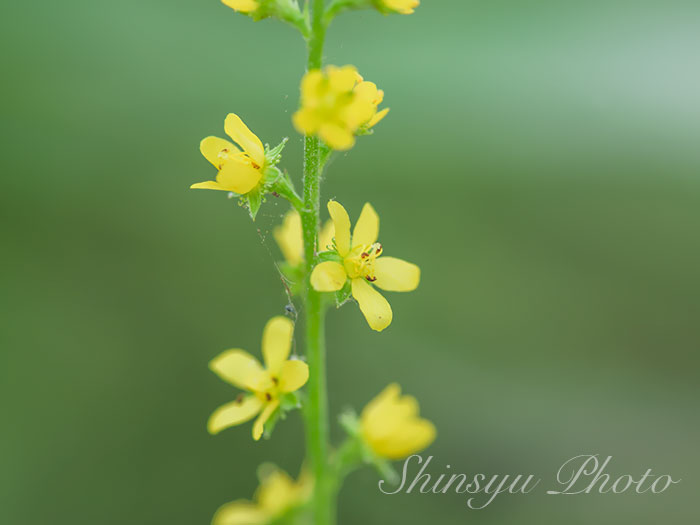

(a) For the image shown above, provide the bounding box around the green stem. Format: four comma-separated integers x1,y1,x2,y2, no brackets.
301,1,332,524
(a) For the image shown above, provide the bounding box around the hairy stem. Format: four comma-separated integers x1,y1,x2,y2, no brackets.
301,1,332,524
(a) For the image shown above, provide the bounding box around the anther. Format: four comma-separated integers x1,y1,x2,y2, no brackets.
265,393,272,401
366,275,377,282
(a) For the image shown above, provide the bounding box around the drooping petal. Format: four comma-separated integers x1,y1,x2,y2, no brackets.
318,219,335,252
351,278,393,331
200,136,240,169
216,158,262,194
273,210,303,266
319,123,355,151
190,180,228,191
262,316,294,374
278,360,309,392
207,395,264,435
212,500,267,525
327,201,351,256
224,113,265,167
221,0,261,14
367,107,389,128
373,257,420,292
352,202,379,248
209,349,268,391
252,399,279,441
310,261,347,292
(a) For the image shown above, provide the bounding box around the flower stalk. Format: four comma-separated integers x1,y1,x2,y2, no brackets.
301,1,332,524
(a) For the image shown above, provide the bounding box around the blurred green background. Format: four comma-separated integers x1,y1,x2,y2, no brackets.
2,0,699,523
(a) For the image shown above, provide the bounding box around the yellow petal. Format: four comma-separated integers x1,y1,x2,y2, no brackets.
351,202,379,248
373,257,420,292
224,113,265,167
327,201,351,256
367,107,389,128
256,469,298,517
252,399,279,441
318,219,335,252
262,316,294,375
209,349,268,391
292,108,321,135
327,65,358,93
351,278,392,331
372,419,436,460
221,0,260,13
273,210,303,266
383,0,419,15
318,123,355,151
360,383,436,459
342,98,375,129
216,158,262,194
278,360,309,392
200,136,240,169
207,395,263,435
212,500,267,525
353,81,379,103
310,261,347,292
190,180,228,191
300,69,324,103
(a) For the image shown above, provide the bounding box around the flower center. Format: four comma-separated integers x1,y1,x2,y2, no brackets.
344,242,383,281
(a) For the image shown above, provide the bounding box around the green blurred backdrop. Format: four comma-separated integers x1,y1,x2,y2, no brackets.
2,0,699,523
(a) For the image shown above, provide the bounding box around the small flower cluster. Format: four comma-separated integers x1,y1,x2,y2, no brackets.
192,1,431,523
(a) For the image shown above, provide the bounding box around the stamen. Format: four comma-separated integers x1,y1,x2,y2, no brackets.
366,275,377,282
265,393,272,401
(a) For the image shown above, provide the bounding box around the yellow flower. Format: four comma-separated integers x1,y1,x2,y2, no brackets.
360,383,436,460
191,113,267,195
380,0,419,15
293,65,388,150
310,201,420,331
207,316,308,440
273,210,335,267
212,465,312,525
221,0,260,14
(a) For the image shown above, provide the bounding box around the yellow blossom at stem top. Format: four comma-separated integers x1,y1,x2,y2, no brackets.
221,0,260,14
310,200,420,332
207,316,308,440
360,383,436,460
293,65,389,150
212,465,312,525
273,209,334,267
191,113,267,195
380,0,419,15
